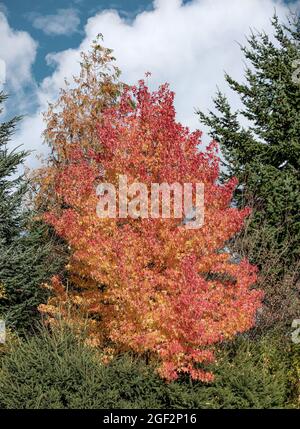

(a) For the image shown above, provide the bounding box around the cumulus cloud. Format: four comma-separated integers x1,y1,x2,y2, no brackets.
0,3,8,16
0,12,37,91
0,57,5,86
13,112,47,171
11,0,300,167
31,8,81,36
81,0,293,130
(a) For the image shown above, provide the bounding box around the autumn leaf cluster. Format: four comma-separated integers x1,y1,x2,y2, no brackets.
39,77,263,381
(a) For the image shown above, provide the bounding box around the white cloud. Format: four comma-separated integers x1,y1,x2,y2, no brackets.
0,57,5,86
31,8,80,36
13,112,47,171
11,0,300,167
0,3,8,16
81,0,292,130
0,12,37,91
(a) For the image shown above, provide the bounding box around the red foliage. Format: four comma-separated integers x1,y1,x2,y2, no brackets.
40,81,263,381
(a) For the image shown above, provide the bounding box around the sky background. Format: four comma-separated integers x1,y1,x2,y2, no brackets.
0,0,299,168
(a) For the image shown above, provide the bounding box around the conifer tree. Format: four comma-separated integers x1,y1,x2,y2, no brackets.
0,93,25,243
198,14,300,268
0,93,64,332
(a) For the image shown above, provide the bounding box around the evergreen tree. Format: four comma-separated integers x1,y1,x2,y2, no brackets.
198,14,300,268
0,93,25,243
0,93,65,332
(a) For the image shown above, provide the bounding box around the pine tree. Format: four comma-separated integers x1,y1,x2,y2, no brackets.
0,93,26,243
0,93,65,332
198,14,300,267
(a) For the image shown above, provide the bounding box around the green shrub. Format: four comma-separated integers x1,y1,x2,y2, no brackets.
0,325,165,409
192,334,289,409
286,343,300,408
0,326,294,409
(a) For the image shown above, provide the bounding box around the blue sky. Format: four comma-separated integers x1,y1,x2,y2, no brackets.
3,0,295,79
1,1,158,82
0,0,299,168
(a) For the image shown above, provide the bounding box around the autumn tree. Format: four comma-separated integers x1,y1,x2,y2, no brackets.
34,35,123,211
40,81,263,382
30,38,124,324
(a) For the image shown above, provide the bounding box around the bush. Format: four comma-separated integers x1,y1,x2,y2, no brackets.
0,325,294,409
0,325,166,409
230,217,300,331
196,335,289,409
162,334,290,409
286,343,300,408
